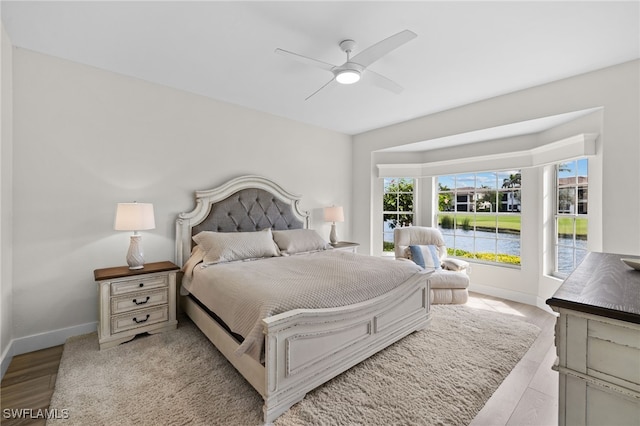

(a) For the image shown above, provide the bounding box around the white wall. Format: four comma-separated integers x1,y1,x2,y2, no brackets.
1,22,14,376
353,60,640,308
5,47,639,359
9,48,352,354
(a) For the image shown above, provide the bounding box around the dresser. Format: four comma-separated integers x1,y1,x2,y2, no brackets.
94,261,179,350
546,252,640,426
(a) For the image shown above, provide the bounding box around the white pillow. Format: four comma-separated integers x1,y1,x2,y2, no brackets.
192,228,280,265
272,229,329,255
442,257,469,272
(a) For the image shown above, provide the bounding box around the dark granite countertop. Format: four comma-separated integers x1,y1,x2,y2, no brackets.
546,252,640,324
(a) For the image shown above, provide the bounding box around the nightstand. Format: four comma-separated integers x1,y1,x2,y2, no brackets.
94,261,179,350
331,241,360,253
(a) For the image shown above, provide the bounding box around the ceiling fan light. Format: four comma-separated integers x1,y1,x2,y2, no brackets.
336,69,361,85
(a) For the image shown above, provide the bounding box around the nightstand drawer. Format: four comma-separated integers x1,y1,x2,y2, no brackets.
111,306,169,334
111,288,168,314
110,275,168,296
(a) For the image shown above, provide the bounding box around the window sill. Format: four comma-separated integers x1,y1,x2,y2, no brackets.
456,258,521,270
545,273,566,282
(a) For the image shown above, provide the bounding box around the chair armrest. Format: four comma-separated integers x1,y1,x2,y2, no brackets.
442,258,469,272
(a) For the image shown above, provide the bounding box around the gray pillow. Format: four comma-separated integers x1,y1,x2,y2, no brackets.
193,228,280,265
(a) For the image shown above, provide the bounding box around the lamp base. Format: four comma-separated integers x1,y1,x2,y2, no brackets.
126,235,145,270
329,223,338,245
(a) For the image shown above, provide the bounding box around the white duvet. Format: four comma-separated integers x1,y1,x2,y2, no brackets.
182,250,424,361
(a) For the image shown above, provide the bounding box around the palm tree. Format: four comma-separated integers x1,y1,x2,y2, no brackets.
501,172,522,212
502,173,521,188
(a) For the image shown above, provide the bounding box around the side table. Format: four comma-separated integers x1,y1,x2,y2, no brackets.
94,261,179,349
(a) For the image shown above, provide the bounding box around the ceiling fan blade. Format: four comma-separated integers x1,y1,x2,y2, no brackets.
350,29,417,68
365,69,404,94
275,48,336,72
305,78,337,101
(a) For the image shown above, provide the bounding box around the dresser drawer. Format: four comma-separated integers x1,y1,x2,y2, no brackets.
587,319,640,389
110,274,168,296
111,288,168,314
111,306,169,334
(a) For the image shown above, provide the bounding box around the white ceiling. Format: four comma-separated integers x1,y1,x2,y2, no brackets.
1,1,639,136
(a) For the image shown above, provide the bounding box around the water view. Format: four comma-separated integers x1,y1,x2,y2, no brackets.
439,228,586,271
385,225,587,272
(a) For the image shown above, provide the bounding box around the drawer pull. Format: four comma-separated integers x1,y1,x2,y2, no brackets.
132,296,150,305
132,314,150,324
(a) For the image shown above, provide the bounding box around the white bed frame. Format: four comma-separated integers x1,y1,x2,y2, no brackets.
176,175,431,423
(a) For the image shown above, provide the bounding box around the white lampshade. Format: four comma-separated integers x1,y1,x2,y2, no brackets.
335,69,361,85
114,203,155,231
324,206,344,223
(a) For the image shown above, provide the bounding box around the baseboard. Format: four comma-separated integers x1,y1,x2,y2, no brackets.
469,283,540,307
469,283,556,315
1,341,14,379
10,321,97,360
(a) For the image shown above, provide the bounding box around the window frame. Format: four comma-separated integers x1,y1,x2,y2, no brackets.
382,177,416,254
436,171,522,267
553,158,588,278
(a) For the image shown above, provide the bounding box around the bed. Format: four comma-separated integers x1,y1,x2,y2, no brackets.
175,175,432,423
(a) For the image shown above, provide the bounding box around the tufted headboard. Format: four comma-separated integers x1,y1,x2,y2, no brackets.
175,175,309,266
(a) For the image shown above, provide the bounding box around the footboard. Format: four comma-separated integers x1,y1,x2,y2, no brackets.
261,271,431,423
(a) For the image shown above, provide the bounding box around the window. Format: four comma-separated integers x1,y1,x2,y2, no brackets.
383,178,415,253
555,159,588,276
437,171,521,265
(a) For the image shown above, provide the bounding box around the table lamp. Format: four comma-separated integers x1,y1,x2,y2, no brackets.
323,206,344,245
114,202,155,270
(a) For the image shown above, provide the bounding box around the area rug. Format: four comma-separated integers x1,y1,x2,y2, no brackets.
47,305,540,426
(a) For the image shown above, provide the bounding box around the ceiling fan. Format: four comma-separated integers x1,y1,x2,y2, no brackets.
275,29,417,100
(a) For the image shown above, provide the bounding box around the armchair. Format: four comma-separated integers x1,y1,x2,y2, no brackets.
394,226,470,304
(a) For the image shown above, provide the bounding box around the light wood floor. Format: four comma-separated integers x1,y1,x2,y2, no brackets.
0,292,557,425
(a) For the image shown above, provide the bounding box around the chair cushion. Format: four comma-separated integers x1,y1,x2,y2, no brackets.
407,245,442,269
428,270,470,289
431,288,469,304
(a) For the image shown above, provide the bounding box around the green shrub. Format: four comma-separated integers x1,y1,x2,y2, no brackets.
440,216,453,229
448,248,474,258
